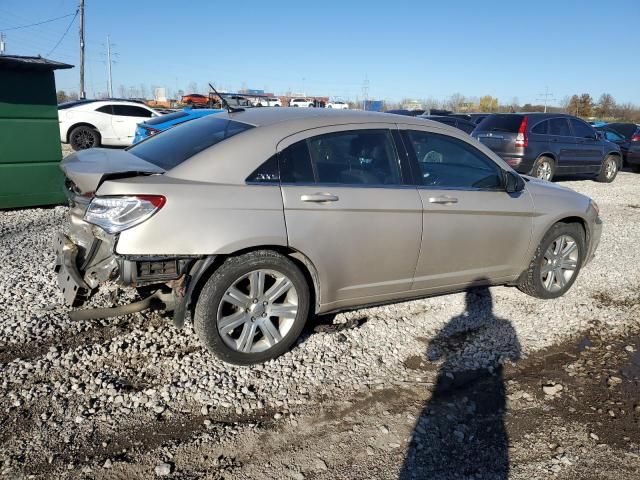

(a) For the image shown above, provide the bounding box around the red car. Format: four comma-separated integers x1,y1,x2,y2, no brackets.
181,93,209,105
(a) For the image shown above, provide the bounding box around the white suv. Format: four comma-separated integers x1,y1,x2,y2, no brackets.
254,97,282,107
289,98,314,108
326,100,349,110
58,100,160,150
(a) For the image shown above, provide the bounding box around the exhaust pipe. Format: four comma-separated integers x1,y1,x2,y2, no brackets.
68,290,175,321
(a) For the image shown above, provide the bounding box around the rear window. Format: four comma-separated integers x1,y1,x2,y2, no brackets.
144,111,189,125
607,123,639,139
475,114,524,133
128,116,253,170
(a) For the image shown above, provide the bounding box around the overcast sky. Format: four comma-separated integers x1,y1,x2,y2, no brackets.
2,0,638,104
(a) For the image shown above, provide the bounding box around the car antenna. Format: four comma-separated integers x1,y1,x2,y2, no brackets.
209,82,244,113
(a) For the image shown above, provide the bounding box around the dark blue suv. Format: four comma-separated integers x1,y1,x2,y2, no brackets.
472,113,622,182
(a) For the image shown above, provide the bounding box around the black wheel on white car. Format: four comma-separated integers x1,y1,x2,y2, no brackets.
69,125,101,151
517,222,585,299
531,156,555,181
194,250,310,365
595,155,619,183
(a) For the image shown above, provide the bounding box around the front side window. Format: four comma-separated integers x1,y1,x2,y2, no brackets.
405,130,503,190
307,130,401,185
548,118,571,136
570,118,596,139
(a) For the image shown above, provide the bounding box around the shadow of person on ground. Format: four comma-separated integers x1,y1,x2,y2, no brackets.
399,285,521,480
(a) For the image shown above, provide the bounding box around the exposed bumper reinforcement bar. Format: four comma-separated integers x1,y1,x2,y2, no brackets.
68,290,175,321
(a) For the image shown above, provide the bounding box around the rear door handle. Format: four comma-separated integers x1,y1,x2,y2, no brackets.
428,196,458,204
300,193,339,203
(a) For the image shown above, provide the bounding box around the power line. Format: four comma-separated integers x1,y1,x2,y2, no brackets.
0,12,77,32
46,9,78,57
536,86,556,113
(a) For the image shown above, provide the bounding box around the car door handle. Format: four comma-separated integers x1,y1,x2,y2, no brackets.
428,196,458,204
300,193,339,203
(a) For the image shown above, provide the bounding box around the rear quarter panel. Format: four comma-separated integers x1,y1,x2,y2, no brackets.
96,176,287,255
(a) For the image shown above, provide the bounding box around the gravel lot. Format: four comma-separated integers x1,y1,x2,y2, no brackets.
1,159,639,478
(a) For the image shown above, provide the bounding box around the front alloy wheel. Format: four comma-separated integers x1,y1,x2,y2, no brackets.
539,234,579,293
535,158,553,181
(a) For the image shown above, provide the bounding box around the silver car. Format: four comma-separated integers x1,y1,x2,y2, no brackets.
56,109,602,364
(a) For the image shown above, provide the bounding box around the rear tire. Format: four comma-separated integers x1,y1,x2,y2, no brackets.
517,222,585,299
69,125,100,151
595,155,619,183
531,156,555,181
194,250,310,365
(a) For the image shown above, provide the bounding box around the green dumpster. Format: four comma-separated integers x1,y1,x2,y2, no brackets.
0,55,73,208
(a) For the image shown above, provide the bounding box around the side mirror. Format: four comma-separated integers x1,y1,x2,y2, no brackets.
504,170,525,193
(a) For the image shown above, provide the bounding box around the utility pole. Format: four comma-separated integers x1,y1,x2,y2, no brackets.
79,0,85,99
0,33,6,55
536,86,555,113
362,75,369,110
106,35,113,97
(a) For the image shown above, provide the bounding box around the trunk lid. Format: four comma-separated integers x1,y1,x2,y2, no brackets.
61,148,165,194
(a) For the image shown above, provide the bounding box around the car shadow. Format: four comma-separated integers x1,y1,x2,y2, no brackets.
399,285,521,480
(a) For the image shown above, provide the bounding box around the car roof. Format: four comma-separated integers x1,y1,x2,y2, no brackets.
212,107,445,130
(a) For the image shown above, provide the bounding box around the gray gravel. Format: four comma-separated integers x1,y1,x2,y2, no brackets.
1,170,639,477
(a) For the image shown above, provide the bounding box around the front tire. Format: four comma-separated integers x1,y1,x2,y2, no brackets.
194,250,310,365
517,222,585,299
596,155,619,183
69,125,100,151
531,156,555,181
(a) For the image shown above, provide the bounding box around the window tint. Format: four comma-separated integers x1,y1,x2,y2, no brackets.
95,105,113,114
247,155,279,183
145,111,188,125
406,130,503,189
279,141,314,183
475,114,524,133
570,118,596,138
112,105,154,117
307,130,401,185
603,129,624,141
531,120,548,134
548,118,571,136
607,123,638,139
128,116,253,170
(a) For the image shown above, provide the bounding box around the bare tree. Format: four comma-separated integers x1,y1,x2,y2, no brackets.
139,83,148,100
596,93,615,119
188,82,198,94
118,84,127,98
447,93,465,112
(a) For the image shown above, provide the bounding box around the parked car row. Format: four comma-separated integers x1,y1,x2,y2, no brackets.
594,122,640,172
56,108,602,364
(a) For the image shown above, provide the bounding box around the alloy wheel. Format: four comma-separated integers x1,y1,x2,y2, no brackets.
605,159,617,179
72,129,95,149
216,269,298,353
540,234,579,292
537,161,552,181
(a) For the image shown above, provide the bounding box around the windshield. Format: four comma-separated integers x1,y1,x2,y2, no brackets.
128,116,253,170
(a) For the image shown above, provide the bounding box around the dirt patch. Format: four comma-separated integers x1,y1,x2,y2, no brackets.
591,289,640,309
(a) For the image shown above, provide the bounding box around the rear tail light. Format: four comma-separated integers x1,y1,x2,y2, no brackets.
515,116,529,148
143,126,161,136
631,134,640,142
84,195,166,233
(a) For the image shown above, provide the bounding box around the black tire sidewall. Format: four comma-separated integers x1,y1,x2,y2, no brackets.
194,251,310,365
530,223,585,299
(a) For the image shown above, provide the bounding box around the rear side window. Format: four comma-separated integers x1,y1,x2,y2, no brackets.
112,105,154,117
405,130,503,190
607,123,638,139
570,118,596,138
548,118,571,136
307,130,401,185
531,120,548,134
145,111,189,125
475,114,524,133
603,129,624,141
279,140,315,183
95,105,113,114
128,116,253,170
